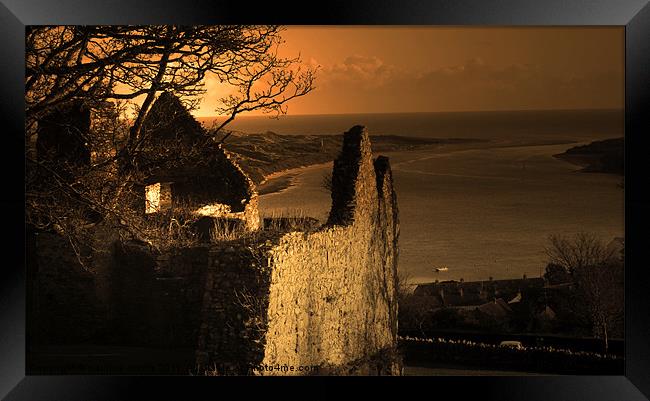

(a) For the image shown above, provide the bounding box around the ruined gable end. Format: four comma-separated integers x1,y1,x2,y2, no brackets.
139,92,260,231
141,91,206,144
327,125,375,226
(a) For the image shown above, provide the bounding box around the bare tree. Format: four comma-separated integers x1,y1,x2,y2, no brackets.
25,25,316,267
398,294,439,337
544,233,623,352
573,259,624,353
544,233,615,275
396,268,414,303
396,270,441,337
26,25,315,160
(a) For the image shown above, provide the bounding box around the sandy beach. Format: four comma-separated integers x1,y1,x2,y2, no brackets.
257,161,335,196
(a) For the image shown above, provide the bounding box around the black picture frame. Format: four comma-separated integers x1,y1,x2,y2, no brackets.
2,0,649,399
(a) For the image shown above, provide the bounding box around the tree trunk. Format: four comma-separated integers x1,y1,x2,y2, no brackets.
126,28,176,153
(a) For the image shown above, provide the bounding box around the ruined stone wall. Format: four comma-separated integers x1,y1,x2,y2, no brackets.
195,239,276,374
30,229,210,349
28,232,108,345
139,92,260,231
261,126,399,374
219,147,261,231
187,147,261,231
29,123,399,375
108,243,211,347
197,126,400,375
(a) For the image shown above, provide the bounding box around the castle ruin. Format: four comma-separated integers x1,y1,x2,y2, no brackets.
28,94,400,375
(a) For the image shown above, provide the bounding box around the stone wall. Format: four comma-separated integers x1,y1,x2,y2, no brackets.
195,238,277,374
262,126,399,374
29,230,210,349
28,231,108,345
29,124,399,376
110,243,209,347
197,126,400,375
186,147,261,231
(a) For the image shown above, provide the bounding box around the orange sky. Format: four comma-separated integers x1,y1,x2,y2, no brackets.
194,26,624,117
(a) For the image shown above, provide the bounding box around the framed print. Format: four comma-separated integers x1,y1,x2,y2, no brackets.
2,0,650,399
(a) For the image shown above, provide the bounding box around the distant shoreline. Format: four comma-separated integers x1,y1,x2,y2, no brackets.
552,137,623,175
225,132,479,194
257,162,334,196
256,138,582,198
257,174,296,196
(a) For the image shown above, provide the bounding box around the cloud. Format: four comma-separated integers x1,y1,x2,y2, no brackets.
318,55,402,89
414,58,543,94
196,55,623,116
310,55,622,112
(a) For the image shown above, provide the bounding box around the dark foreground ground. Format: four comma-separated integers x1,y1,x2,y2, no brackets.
403,365,544,376
28,346,197,375
28,340,622,376
27,345,545,376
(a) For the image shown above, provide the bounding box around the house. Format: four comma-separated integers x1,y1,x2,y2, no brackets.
414,277,544,309
137,92,260,231
476,298,512,320
508,291,522,304
535,305,557,332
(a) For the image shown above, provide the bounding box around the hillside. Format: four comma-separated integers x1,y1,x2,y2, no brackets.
554,137,623,175
220,131,484,184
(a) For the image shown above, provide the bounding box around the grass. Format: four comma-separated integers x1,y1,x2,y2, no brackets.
138,202,321,254
209,218,244,242
203,208,320,249
262,208,321,232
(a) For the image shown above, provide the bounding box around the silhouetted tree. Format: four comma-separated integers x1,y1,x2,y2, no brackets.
544,233,623,352
573,259,624,353
26,26,314,142
398,294,439,336
544,233,615,275
543,263,572,285
25,25,316,266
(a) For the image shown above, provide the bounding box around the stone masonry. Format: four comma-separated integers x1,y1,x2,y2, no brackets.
196,126,400,375
29,119,399,375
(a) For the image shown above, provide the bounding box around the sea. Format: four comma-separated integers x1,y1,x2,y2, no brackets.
200,110,625,284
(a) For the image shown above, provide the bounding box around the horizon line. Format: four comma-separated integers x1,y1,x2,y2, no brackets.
193,107,624,119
